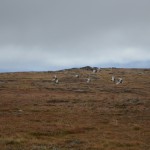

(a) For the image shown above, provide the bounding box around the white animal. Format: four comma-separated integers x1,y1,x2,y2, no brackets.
92,69,97,73
111,76,116,82
52,75,57,81
75,74,79,78
87,78,91,83
55,79,59,84
52,75,59,84
116,78,123,85
93,68,101,73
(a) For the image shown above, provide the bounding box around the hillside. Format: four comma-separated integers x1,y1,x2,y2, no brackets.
0,68,149,150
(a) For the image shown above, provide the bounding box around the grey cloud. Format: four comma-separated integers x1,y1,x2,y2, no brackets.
0,0,150,71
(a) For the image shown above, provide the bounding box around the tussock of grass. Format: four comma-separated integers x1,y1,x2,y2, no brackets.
133,124,141,131
30,127,95,138
102,140,139,149
0,137,24,145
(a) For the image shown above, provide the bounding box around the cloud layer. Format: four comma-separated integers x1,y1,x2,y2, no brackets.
0,0,150,72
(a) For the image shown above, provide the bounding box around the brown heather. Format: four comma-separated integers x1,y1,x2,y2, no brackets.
0,68,149,150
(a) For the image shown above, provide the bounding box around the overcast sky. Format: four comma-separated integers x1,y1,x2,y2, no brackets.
0,0,150,72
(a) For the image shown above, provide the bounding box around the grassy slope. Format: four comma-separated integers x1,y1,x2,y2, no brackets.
0,68,149,150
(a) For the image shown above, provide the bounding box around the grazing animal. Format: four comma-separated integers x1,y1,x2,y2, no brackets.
116,78,123,85
55,79,59,84
52,75,57,81
75,74,79,78
87,78,91,83
93,68,100,73
111,76,116,82
52,75,59,84
93,69,97,73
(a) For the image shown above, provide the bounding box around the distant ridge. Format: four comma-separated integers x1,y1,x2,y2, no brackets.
57,66,97,72
80,66,98,71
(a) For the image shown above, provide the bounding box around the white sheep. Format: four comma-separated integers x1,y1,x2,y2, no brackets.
75,74,79,78
52,75,59,84
52,75,57,81
55,79,59,84
116,78,123,85
92,69,97,73
111,76,116,82
93,68,101,73
87,78,91,83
